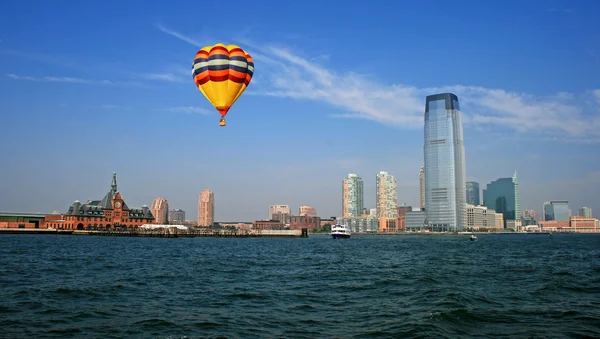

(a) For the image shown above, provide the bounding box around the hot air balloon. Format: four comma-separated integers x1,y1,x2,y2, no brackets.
192,43,254,127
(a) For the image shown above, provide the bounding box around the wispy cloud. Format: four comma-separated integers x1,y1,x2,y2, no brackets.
164,106,212,115
155,23,202,46
141,72,186,82
6,73,112,85
158,25,600,142
6,73,148,87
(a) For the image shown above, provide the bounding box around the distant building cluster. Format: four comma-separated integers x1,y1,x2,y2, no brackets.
0,93,598,234
334,92,598,234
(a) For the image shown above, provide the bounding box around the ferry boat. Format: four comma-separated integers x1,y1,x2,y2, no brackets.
331,224,351,239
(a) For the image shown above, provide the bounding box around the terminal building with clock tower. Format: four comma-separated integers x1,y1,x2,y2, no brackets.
62,172,155,230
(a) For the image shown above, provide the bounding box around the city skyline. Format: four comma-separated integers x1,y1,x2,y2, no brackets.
1,0,599,221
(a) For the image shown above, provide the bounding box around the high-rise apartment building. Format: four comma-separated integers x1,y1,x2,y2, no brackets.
342,173,364,217
578,206,593,218
483,172,520,228
376,171,398,218
269,205,290,218
419,164,425,210
466,181,480,205
168,209,186,223
423,93,467,232
198,189,215,227
150,197,169,224
298,206,317,217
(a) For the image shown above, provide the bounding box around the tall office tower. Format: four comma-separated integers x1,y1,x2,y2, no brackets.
483,172,520,228
168,209,186,223
543,200,570,221
423,93,467,232
198,189,215,227
150,197,169,224
342,173,364,217
419,164,425,210
299,206,317,217
376,171,398,218
578,207,592,218
466,181,480,205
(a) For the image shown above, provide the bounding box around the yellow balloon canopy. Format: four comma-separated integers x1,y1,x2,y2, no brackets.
191,43,254,127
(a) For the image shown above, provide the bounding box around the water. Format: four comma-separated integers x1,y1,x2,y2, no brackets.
1,233,600,338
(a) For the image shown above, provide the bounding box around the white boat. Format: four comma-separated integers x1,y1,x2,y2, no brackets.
469,233,477,241
331,224,351,239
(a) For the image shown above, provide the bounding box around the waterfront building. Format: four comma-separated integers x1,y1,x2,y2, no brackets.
423,93,467,232
0,212,63,229
289,215,321,230
419,164,425,210
495,213,504,229
376,171,398,232
64,172,155,230
405,211,428,231
396,205,412,231
298,206,317,217
342,173,364,217
252,220,284,230
521,209,538,226
150,197,169,224
270,205,290,218
271,211,291,225
337,216,379,233
269,205,291,225
168,209,186,223
466,204,500,229
543,201,570,221
466,181,480,206
483,172,520,229
376,171,398,219
198,189,215,227
578,207,593,218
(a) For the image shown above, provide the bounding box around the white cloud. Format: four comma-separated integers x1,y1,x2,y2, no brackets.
157,25,600,142
142,73,185,82
6,73,113,85
155,23,203,47
165,106,212,115
6,73,150,88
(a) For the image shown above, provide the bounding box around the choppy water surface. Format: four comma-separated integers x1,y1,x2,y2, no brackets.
1,233,600,338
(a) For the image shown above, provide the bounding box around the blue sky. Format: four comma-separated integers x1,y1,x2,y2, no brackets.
1,0,599,221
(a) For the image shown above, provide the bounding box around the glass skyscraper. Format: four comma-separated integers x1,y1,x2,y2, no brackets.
423,93,467,232
466,181,480,205
578,206,592,218
543,201,570,221
483,172,520,228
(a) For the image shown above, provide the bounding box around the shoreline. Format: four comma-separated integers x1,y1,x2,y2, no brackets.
0,229,578,237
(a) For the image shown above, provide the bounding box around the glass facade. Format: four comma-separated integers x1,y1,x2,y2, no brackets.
544,201,570,221
483,172,520,228
578,207,592,218
423,93,467,232
466,181,480,205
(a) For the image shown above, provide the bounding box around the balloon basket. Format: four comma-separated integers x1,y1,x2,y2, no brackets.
219,118,226,127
